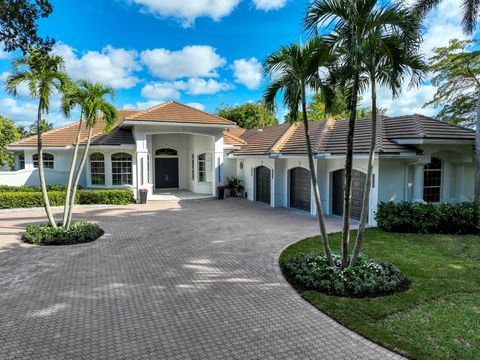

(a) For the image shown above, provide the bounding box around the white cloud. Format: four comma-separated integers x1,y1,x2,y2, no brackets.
53,43,141,89
140,78,232,100
186,102,206,111
123,100,161,110
232,57,263,90
141,45,226,80
129,0,240,26
253,0,287,11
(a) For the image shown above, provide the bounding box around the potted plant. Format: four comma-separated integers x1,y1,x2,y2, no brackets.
226,176,244,197
217,185,225,200
139,188,148,204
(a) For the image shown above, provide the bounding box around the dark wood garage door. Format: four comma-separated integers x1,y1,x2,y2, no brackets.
290,167,311,212
332,169,366,220
255,166,271,205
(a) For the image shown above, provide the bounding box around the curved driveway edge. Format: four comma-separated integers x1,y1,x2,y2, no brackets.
0,198,403,359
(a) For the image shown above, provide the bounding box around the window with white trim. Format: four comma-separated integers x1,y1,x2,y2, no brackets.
198,153,212,182
33,153,54,169
112,152,132,185
18,154,25,169
423,158,442,203
90,152,105,185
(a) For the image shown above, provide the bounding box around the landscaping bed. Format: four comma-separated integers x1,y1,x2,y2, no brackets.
279,229,480,359
22,221,103,245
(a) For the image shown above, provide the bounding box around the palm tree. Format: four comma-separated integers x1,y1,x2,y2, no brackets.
5,47,70,228
263,38,335,266
305,0,424,268
65,81,118,228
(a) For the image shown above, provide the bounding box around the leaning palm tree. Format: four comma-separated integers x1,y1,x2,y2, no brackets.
65,81,118,228
263,37,335,266
305,0,424,268
5,48,70,228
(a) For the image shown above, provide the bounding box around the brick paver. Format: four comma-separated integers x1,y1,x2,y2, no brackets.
0,198,402,359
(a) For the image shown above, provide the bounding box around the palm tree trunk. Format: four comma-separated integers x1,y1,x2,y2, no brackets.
341,72,360,268
66,126,93,228
62,114,83,227
475,89,480,226
350,75,376,266
301,85,334,266
37,99,57,228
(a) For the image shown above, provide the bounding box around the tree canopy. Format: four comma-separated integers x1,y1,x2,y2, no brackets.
0,0,54,53
425,39,480,127
0,115,20,168
216,102,278,129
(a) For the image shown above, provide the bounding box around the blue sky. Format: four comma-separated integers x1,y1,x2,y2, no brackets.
0,0,475,127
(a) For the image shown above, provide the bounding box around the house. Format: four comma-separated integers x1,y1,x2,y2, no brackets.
2,100,475,225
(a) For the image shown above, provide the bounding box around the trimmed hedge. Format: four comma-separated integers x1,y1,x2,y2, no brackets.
23,221,103,245
375,201,479,234
0,189,134,209
0,184,72,192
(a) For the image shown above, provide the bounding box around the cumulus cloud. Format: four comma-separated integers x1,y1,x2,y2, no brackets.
253,0,287,11
141,45,226,80
128,0,240,26
53,43,141,89
232,57,263,90
140,78,233,101
186,102,206,111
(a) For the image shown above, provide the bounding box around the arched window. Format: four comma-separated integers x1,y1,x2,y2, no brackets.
33,153,54,169
18,154,25,170
155,148,178,157
424,158,442,203
198,153,212,182
111,152,132,185
90,153,105,185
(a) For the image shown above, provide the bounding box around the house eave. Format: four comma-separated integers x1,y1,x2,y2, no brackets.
122,120,237,129
392,138,474,145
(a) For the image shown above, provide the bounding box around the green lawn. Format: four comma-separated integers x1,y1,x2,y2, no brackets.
279,229,480,360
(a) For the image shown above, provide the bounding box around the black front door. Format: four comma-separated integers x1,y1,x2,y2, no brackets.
332,169,366,220
155,158,179,189
255,166,271,204
290,167,311,212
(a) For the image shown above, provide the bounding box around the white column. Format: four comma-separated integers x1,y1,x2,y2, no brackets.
213,131,224,195
412,163,424,202
455,163,467,202
442,161,452,202
134,129,153,198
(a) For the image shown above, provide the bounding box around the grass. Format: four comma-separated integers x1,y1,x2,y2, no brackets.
279,228,480,360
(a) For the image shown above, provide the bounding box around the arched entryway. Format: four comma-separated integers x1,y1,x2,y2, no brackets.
255,166,271,205
290,167,311,212
332,169,366,220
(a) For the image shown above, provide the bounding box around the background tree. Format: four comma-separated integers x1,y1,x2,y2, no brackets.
0,0,54,53
0,115,20,168
5,47,69,227
216,102,278,129
424,39,480,127
28,118,53,135
264,38,335,266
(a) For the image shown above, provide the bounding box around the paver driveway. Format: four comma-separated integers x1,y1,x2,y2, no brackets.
0,199,401,359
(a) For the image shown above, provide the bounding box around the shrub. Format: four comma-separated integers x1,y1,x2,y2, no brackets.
0,189,134,209
225,176,244,197
0,184,72,192
23,221,103,245
375,201,478,234
282,252,406,297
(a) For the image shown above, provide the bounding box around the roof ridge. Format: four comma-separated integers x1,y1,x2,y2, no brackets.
315,118,335,152
10,120,81,146
415,113,475,132
412,114,426,137
224,131,247,145
170,100,236,125
271,122,300,153
125,101,169,120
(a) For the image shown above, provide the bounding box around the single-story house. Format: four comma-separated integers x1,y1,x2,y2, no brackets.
2,100,475,225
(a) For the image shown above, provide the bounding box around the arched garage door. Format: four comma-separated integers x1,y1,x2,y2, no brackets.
332,169,366,220
255,166,271,205
290,167,311,212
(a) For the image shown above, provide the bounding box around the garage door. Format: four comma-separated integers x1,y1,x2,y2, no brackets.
255,166,271,205
332,169,366,220
290,167,311,212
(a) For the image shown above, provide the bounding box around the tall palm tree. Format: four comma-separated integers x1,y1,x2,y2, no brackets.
5,47,70,228
263,38,335,266
65,81,118,228
305,0,424,268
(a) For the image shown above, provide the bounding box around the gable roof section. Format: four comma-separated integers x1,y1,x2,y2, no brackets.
231,123,291,155
9,109,137,148
223,130,247,146
125,101,235,126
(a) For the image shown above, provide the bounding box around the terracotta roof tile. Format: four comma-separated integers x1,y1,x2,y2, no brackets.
223,131,247,146
126,101,235,126
232,123,291,155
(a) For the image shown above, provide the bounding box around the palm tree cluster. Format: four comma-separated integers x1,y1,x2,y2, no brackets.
263,0,427,268
4,47,118,229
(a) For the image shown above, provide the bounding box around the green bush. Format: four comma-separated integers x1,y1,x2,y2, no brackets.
375,201,479,234
0,184,72,192
225,176,244,197
0,189,134,209
23,221,103,245
282,252,406,297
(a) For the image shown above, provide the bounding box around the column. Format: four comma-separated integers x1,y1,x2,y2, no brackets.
213,131,224,195
412,163,424,202
455,163,467,202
